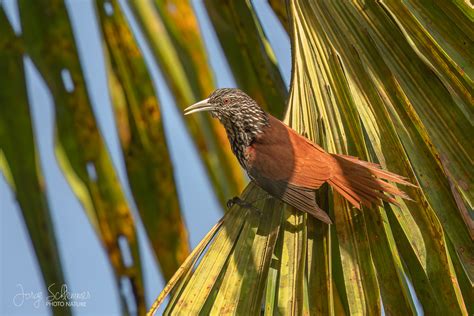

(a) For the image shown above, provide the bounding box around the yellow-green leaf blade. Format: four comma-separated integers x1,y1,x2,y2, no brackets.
95,0,190,281
0,9,70,316
128,0,245,206
204,0,288,118
18,1,146,313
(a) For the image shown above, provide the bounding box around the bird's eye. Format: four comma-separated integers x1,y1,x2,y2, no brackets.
223,98,229,104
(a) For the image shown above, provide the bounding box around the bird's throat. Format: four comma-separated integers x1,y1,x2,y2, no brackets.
223,112,269,168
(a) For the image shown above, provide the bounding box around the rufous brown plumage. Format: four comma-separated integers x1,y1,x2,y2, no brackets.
184,88,414,224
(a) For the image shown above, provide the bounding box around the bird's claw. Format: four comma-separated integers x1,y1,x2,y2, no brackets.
226,197,236,209
226,196,263,216
227,196,249,209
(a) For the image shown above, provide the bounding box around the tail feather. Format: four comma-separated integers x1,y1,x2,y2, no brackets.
337,155,415,187
330,176,370,207
328,154,414,209
332,175,380,205
350,174,411,199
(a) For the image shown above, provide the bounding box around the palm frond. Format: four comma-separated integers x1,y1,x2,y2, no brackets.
128,0,245,205
204,0,288,117
95,0,190,281
0,9,70,315
18,0,146,313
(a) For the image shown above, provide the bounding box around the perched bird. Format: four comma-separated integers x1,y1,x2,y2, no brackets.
184,88,414,224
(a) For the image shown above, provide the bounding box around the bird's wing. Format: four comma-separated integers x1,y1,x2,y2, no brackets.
250,177,333,224
246,116,413,213
246,115,333,189
245,116,334,223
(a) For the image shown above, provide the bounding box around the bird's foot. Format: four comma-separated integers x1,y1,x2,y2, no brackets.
227,196,251,209
226,196,262,215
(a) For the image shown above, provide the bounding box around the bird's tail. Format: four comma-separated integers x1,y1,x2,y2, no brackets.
327,154,416,209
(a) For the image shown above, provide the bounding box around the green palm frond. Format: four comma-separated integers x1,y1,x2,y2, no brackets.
95,0,189,281
128,0,245,205
18,0,146,313
204,0,288,117
0,9,70,315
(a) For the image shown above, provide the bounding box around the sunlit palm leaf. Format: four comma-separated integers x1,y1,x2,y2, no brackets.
381,0,474,228
149,0,472,314
288,0,470,313
94,0,190,281
287,3,411,313
0,9,70,315
128,0,245,206
273,0,473,219
161,184,279,315
204,0,287,118
18,1,146,314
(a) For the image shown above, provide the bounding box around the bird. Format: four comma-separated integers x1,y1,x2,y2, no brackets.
184,88,415,224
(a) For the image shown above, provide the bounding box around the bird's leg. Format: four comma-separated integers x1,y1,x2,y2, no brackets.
226,196,252,209
226,195,272,216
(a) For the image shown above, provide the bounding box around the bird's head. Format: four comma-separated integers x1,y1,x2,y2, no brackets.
184,88,270,165
184,88,268,132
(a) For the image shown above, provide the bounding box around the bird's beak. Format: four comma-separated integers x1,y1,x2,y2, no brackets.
183,98,213,115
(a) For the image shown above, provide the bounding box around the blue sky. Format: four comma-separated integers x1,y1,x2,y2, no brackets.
0,0,290,315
